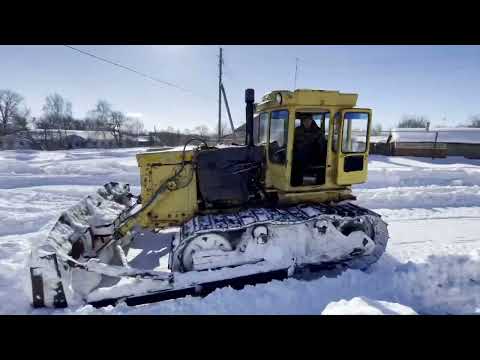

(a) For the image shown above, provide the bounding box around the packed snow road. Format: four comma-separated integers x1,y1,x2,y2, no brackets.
1,149,479,315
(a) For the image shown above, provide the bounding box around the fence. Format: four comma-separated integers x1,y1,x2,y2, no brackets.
391,142,448,158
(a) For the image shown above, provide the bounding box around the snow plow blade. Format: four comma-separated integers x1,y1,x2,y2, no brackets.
28,181,148,309
88,268,290,308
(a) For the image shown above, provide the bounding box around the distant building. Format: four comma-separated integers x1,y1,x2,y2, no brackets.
371,128,480,158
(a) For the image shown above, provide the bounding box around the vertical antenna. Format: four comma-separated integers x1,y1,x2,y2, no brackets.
294,57,299,90
218,47,223,143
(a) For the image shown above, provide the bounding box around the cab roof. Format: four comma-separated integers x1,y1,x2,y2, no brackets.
255,89,358,111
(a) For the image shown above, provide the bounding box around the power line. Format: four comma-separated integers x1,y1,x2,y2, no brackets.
63,45,213,102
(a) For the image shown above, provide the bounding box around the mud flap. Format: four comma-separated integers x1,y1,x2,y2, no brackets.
30,253,68,309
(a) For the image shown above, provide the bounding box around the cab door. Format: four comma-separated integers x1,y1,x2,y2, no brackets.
336,109,372,185
265,109,290,190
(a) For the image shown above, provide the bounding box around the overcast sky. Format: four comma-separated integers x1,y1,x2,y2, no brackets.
1,45,479,132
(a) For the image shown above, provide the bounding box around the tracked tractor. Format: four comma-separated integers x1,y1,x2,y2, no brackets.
29,89,389,309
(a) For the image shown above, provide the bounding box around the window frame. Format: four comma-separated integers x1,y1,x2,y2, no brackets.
340,112,370,154
256,112,269,145
331,112,341,153
268,109,289,165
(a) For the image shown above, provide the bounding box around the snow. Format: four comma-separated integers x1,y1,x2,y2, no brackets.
1,149,480,314
321,297,418,315
369,135,389,144
391,127,480,144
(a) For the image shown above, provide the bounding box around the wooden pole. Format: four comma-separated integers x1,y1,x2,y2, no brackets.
218,47,223,143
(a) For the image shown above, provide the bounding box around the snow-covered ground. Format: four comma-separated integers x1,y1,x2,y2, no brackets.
1,149,480,315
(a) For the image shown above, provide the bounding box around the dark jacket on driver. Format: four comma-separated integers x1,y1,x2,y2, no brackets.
294,120,326,156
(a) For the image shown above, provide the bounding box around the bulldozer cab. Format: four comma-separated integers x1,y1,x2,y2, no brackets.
253,90,372,194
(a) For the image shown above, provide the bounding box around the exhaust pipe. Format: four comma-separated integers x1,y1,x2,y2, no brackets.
245,88,255,147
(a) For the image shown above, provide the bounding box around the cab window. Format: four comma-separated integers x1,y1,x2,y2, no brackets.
317,113,330,135
257,112,269,145
295,112,330,133
268,110,288,164
342,112,369,153
253,114,259,145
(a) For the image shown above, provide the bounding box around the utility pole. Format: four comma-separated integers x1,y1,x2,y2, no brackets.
221,84,236,142
294,57,299,90
217,47,236,143
218,47,223,143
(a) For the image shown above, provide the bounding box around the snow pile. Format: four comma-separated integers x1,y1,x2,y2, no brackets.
357,185,480,210
65,250,480,315
321,297,417,315
381,251,480,314
0,148,146,189
361,156,480,189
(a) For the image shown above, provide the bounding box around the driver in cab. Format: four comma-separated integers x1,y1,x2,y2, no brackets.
291,113,327,186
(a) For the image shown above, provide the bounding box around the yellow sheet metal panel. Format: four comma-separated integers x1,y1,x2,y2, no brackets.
277,188,354,205
336,154,369,185
136,148,197,228
149,164,197,227
257,89,358,112
136,148,194,168
265,162,287,189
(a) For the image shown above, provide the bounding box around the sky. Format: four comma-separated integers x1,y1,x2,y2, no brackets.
1,45,479,132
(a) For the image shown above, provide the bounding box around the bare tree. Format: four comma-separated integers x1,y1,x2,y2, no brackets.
42,93,73,128
125,117,144,135
0,90,26,135
12,108,31,131
108,111,126,146
83,100,114,147
397,115,429,128
40,93,74,147
193,125,210,138
89,100,112,131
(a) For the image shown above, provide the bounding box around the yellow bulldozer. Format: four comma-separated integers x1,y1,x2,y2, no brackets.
29,88,389,308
